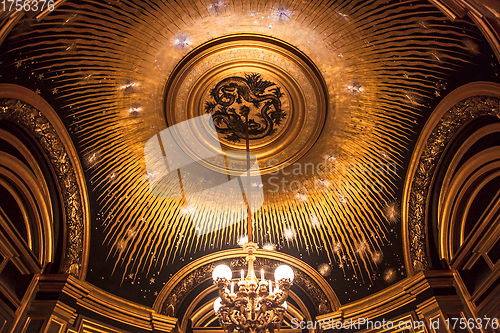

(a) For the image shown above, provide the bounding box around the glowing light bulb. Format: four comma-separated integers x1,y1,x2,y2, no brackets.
212,265,232,281
274,265,294,282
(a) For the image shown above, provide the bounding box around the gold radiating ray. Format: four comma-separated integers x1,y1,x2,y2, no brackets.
1,0,479,282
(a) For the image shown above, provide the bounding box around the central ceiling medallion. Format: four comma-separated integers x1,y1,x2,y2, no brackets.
205,73,287,144
164,34,328,174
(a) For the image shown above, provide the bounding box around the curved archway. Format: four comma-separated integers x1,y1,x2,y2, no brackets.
153,249,340,329
440,147,500,261
0,84,90,279
0,150,54,267
402,81,500,276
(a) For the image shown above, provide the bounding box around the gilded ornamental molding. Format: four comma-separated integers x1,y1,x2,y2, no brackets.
163,33,328,175
154,249,339,317
403,82,500,275
0,98,84,277
0,84,90,279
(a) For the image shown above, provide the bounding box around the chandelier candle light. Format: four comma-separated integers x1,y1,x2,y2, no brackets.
212,105,294,332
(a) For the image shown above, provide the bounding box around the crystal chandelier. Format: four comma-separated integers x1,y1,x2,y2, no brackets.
211,106,294,332
212,244,294,332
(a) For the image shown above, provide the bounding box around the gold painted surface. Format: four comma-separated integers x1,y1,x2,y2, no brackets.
1,0,486,286
164,34,327,174
403,87,500,274
153,249,339,315
0,97,86,278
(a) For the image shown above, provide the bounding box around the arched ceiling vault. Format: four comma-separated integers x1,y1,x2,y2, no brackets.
1,0,499,307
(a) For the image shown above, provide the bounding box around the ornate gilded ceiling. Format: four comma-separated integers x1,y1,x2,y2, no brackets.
164,34,327,174
1,0,499,309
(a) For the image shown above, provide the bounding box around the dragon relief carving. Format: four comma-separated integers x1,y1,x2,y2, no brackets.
204,73,287,143
0,98,84,277
408,95,500,272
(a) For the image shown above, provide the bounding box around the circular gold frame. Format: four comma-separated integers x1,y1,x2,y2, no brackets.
163,33,328,175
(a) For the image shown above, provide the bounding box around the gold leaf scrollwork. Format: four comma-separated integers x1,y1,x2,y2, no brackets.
0,98,84,277
408,95,500,272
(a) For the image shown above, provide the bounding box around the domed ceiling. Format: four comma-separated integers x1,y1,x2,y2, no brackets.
1,0,499,307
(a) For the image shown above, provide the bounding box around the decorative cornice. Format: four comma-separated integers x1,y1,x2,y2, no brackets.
0,98,86,278
316,270,456,322
406,93,500,273
36,274,178,332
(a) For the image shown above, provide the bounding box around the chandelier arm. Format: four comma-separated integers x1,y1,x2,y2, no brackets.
239,315,249,330
222,291,233,306
216,280,233,306
256,310,274,330
246,301,253,321
254,306,262,320
274,280,291,305
274,291,288,306
229,311,239,327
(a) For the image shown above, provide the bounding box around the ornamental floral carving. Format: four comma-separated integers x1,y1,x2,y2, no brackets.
409,96,500,272
0,98,84,277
